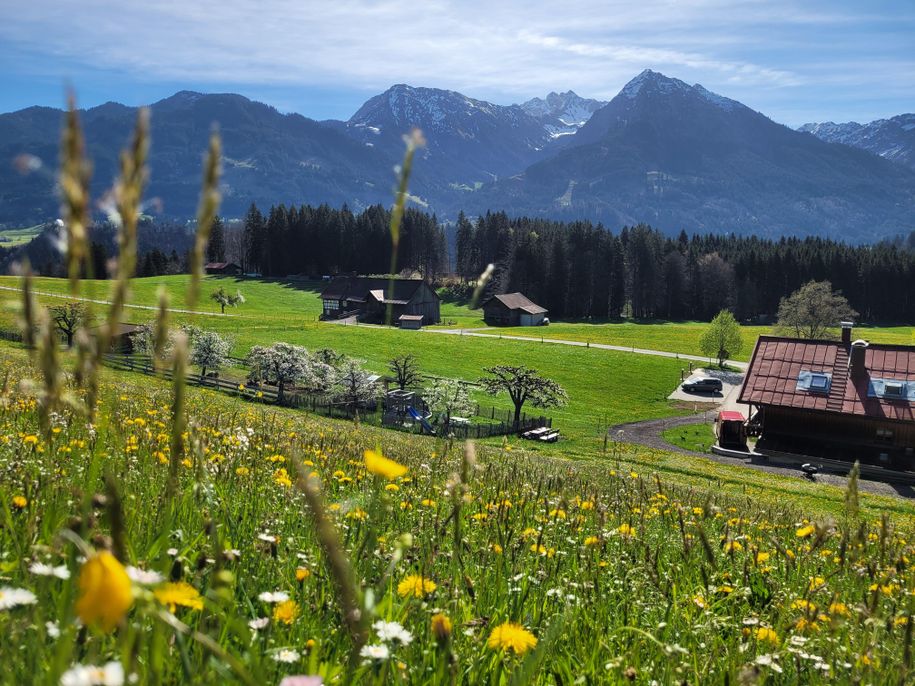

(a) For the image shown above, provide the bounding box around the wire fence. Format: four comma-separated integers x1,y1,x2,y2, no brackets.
100,353,550,439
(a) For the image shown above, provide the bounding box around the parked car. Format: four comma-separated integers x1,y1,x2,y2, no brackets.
682,377,723,393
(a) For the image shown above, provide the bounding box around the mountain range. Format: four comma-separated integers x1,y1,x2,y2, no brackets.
1,70,913,241
798,115,915,171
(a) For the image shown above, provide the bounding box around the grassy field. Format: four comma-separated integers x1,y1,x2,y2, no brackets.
663,422,717,453
0,275,690,451
0,224,44,247
439,319,915,362
1,345,914,684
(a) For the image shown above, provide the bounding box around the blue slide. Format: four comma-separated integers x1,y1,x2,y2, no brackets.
407,406,436,435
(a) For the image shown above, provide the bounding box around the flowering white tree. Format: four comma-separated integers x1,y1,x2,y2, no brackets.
305,353,338,394
424,379,474,434
331,358,377,416
245,342,311,403
189,330,231,380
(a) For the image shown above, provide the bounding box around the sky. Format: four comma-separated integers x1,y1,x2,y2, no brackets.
0,0,913,126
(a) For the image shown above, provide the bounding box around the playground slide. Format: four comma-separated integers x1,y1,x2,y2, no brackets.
407,407,436,435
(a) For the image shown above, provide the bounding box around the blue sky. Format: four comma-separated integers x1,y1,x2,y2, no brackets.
1,0,912,126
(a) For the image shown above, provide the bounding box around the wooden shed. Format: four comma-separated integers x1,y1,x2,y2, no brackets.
204,262,243,275
399,314,424,330
739,324,915,469
482,293,548,326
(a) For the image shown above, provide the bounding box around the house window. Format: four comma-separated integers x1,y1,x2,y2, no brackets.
323,299,339,311
796,370,831,394
868,378,912,400
876,428,894,442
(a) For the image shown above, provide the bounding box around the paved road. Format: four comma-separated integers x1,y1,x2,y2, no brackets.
424,327,749,370
609,414,912,499
0,285,234,317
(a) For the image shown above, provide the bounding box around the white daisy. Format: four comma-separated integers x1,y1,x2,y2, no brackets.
372,620,413,646
273,649,301,663
248,617,270,631
360,644,390,661
0,586,37,610
60,661,125,686
29,562,71,579
125,566,164,585
258,591,289,603
46,621,61,638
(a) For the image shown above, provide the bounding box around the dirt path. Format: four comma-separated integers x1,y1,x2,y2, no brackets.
610,415,913,499
0,285,234,317
424,327,749,370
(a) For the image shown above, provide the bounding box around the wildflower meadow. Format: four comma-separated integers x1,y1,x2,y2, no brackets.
1,100,914,686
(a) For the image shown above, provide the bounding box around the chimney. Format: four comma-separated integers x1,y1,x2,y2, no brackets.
840,321,854,346
849,339,868,378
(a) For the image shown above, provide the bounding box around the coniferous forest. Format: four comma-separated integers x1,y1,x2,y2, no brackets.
8,202,915,324
239,203,915,324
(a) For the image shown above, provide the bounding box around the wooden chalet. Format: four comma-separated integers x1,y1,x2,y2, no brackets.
482,293,548,326
204,262,242,275
319,277,440,325
739,323,915,468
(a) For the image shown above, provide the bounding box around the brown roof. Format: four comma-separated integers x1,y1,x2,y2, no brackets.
320,277,432,306
486,292,547,315
739,335,915,422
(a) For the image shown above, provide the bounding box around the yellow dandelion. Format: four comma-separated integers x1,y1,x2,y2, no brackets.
755,627,780,645
723,540,743,553
273,468,292,487
154,581,203,613
364,449,408,480
584,536,600,547
273,599,300,625
431,613,452,644
487,621,537,655
75,551,133,632
11,495,27,509
295,567,311,582
754,551,770,564
791,599,817,613
828,601,850,617
397,574,437,598
617,523,635,537
796,524,816,538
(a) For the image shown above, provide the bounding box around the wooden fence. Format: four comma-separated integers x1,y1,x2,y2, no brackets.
100,353,550,439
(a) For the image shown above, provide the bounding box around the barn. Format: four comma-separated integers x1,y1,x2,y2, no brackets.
204,262,243,275
319,277,440,325
482,293,548,326
738,324,915,469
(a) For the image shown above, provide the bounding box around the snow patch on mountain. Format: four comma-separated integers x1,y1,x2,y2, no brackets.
799,113,915,170
618,70,743,113
520,90,606,137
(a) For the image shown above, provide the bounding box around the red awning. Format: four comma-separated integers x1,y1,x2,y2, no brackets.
717,411,745,422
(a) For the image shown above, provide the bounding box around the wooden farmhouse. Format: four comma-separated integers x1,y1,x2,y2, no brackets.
739,324,915,468
204,262,243,275
482,293,548,326
319,277,440,325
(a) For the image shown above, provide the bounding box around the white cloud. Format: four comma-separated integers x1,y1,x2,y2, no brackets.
0,0,912,122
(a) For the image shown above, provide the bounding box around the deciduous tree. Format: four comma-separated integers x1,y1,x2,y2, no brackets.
479,365,568,430
777,281,858,339
245,342,310,404
189,330,231,380
389,354,421,391
700,310,743,367
424,379,474,435
49,302,87,347
210,287,244,314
